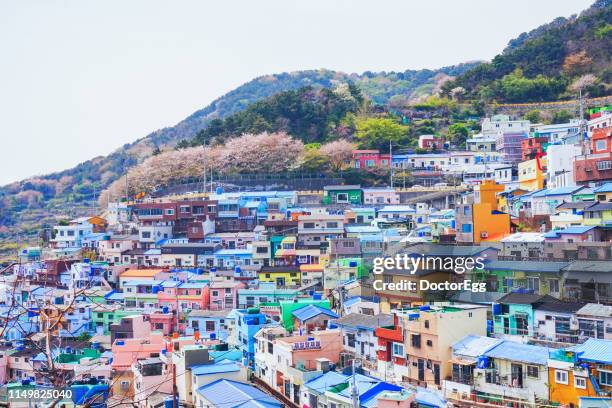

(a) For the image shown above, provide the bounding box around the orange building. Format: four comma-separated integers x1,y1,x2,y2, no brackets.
456,180,511,243
548,339,612,407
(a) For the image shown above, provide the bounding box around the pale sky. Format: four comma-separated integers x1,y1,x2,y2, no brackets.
0,0,593,185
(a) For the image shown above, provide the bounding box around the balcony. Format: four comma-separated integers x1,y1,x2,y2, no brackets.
375,326,403,342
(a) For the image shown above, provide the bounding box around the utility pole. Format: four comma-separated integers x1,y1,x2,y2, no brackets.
351,358,360,408
125,173,129,203
172,360,177,408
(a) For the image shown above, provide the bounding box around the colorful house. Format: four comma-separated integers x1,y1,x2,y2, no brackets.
548,338,612,407
258,265,301,288
321,185,362,205
518,157,546,191
455,180,510,243
234,308,267,367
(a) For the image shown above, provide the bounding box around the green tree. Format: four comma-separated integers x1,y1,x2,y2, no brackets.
355,118,408,150
300,148,330,172
523,109,542,123
551,110,572,124
447,123,469,147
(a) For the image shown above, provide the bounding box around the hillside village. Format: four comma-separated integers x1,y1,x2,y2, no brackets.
1,106,612,408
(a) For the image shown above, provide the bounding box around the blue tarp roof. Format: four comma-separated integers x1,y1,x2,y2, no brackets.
484,340,550,365
196,379,281,408
572,338,612,364
292,305,338,321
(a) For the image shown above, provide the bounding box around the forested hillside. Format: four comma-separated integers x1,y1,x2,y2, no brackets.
442,0,611,102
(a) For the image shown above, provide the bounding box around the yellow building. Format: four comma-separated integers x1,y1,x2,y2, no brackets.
258,265,301,288
518,157,546,191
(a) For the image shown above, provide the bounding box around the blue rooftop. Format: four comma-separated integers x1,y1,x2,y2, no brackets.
191,360,240,376
543,226,596,238
196,379,281,408
292,304,338,321
594,183,612,193
543,186,584,196
415,387,447,408
484,340,550,365
572,338,612,364
304,371,348,394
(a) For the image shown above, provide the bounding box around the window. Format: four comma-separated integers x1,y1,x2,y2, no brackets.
527,366,539,378
336,193,349,202
256,246,268,254
424,320,429,329
575,376,587,389
392,342,404,357
597,160,612,170
595,139,608,152
426,340,433,347
120,381,130,391
165,209,174,215
600,370,612,386
461,224,472,233
211,291,218,297
303,222,315,229
411,334,421,348
346,333,356,348
180,206,191,213
205,321,215,332
326,222,338,228
549,279,560,293
527,277,540,292
554,370,568,385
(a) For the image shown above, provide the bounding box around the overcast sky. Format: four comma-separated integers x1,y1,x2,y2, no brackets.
0,0,593,185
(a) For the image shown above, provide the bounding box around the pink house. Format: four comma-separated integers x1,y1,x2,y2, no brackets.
157,281,210,312
148,311,177,336
209,281,245,311
351,150,391,169
111,332,166,371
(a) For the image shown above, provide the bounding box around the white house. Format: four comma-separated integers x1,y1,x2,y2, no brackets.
51,218,94,248
546,144,582,189
333,313,392,364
